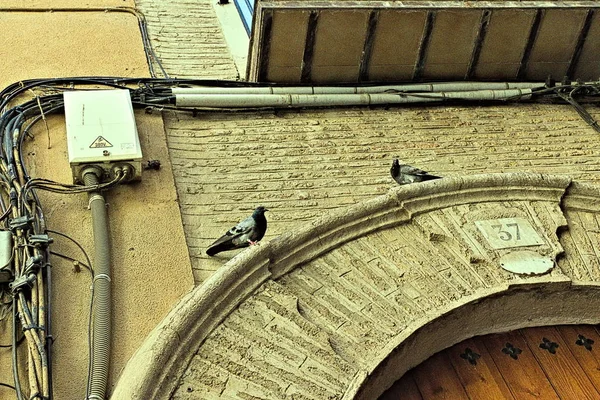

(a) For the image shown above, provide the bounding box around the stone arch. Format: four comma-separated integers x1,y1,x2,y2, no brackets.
112,173,600,400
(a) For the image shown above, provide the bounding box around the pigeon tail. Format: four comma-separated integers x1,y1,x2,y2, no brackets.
420,174,442,181
206,239,247,256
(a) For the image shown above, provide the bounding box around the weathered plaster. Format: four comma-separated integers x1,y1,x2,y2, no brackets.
0,6,194,399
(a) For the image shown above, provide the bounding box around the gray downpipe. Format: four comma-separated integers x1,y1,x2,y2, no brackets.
83,170,111,400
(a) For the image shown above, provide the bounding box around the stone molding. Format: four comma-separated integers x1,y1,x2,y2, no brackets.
112,173,600,399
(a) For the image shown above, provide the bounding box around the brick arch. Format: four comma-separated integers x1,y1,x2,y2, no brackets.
112,173,600,400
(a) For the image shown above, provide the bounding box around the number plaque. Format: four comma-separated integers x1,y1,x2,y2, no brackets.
474,218,544,249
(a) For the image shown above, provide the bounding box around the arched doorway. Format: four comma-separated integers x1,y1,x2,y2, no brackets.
112,174,600,400
381,325,600,399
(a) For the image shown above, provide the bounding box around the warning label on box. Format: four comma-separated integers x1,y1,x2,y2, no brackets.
89,136,113,148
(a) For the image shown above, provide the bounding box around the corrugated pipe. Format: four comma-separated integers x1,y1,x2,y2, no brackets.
175,88,532,108
83,169,111,400
171,81,543,95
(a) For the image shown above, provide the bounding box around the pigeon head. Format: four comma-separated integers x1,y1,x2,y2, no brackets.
253,206,268,217
392,158,400,167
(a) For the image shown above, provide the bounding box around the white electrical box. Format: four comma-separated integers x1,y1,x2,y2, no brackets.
64,89,142,183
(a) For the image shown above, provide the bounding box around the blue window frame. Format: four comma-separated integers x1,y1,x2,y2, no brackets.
234,0,254,36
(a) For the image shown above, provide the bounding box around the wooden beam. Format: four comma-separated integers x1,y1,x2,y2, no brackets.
448,338,516,400
466,9,491,79
556,325,600,390
412,351,470,399
301,11,319,83
257,9,273,82
517,9,543,79
413,10,435,81
380,370,424,400
359,9,380,82
567,9,595,79
259,1,600,10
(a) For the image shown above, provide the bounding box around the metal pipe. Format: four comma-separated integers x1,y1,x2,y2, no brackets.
175,89,532,108
83,169,112,400
171,82,543,95
12,298,24,400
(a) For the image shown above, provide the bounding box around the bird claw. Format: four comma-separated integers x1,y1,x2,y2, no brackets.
248,240,260,246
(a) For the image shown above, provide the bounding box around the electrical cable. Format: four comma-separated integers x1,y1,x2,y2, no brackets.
0,332,24,348
46,230,93,275
0,382,16,391
48,252,93,275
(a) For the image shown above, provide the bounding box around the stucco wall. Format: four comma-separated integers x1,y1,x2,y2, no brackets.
0,4,194,400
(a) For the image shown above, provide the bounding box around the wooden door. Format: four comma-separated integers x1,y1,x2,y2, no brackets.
381,325,600,399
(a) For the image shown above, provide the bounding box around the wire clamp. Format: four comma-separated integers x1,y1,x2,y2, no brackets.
22,323,43,332
93,273,111,284
29,234,54,248
25,255,43,273
87,194,105,210
8,274,36,293
9,215,33,231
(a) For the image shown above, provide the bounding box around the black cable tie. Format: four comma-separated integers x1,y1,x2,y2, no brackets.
22,324,38,332
29,393,49,400
28,392,41,400
22,323,44,332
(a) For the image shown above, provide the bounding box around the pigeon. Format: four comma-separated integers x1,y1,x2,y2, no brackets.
390,159,441,185
206,206,268,256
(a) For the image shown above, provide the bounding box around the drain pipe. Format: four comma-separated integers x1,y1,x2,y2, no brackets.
82,167,111,400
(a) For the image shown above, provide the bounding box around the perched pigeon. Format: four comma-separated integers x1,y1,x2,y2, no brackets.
206,206,268,256
390,159,441,185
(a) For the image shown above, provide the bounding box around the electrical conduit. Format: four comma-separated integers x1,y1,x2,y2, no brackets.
174,88,533,108
83,169,111,400
171,81,544,95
